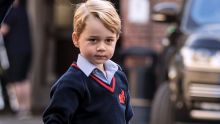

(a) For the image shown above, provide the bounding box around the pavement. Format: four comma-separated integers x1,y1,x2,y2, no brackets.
0,114,219,124
0,114,43,124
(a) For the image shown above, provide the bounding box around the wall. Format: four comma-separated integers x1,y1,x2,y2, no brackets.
120,0,184,53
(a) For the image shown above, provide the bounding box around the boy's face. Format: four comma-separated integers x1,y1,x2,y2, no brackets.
73,15,118,68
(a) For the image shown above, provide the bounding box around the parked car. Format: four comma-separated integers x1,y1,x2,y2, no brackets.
150,0,220,124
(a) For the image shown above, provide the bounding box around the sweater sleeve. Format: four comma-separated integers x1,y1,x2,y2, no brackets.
117,70,134,123
43,71,85,124
126,89,133,124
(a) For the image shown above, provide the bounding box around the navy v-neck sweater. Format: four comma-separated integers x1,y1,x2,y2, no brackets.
43,64,133,124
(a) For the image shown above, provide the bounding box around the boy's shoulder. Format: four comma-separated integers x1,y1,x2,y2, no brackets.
115,66,129,83
115,64,125,76
57,66,84,82
50,66,86,96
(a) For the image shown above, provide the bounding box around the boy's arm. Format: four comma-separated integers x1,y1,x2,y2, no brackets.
125,87,133,124
43,77,85,124
118,69,134,123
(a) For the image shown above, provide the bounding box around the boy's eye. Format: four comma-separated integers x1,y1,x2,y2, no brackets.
88,38,97,43
105,39,114,44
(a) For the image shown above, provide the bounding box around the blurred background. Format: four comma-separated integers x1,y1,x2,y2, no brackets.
1,0,220,124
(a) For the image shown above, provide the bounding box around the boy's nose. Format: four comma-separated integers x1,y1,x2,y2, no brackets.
96,42,106,51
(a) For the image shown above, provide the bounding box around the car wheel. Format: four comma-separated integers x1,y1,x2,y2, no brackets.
150,83,175,124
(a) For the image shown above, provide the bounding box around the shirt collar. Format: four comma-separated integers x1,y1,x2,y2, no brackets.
77,54,96,77
104,59,118,74
76,54,118,77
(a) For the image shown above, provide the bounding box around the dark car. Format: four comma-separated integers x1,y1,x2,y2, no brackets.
150,0,220,124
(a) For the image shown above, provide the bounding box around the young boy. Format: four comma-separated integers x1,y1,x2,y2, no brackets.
43,0,133,123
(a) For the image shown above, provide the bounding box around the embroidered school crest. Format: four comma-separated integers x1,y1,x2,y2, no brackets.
119,90,126,104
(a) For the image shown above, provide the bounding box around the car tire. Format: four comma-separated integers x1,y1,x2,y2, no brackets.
150,83,175,124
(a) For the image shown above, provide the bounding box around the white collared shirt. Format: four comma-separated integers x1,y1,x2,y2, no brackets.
76,54,118,85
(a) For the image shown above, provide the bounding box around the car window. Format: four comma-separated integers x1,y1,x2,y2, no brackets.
192,0,220,25
181,0,220,33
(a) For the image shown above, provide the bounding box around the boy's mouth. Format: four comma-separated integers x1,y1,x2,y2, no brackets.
95,55,107,59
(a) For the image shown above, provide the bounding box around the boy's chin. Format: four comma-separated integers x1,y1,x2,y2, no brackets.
92,61,106,66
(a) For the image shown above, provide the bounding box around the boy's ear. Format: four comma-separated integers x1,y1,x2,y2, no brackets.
72,32,79,48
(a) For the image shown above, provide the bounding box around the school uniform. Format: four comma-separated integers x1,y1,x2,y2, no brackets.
43,55,133,124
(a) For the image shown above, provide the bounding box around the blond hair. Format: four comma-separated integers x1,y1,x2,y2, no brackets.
73,0,121,37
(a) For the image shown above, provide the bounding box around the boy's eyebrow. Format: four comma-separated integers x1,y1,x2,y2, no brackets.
89,35,98,37
87,36,99,39
89,35,116,38
106,36,116,39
